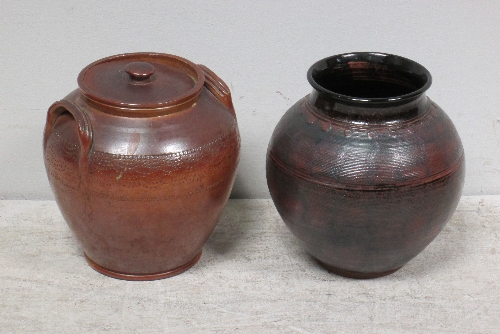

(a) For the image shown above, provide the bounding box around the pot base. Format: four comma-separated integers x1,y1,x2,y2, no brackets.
84,251,202,281
317,260,402,279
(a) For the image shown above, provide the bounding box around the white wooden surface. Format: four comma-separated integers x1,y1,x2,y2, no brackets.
1,197,499,333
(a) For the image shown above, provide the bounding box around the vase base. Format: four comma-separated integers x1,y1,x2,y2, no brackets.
317,260,401,279
84,251,202,281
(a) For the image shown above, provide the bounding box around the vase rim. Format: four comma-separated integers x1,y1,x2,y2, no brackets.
307,52,432,105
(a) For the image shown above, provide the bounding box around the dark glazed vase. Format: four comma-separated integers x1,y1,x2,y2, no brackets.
43,53,240,280
266,52,464,278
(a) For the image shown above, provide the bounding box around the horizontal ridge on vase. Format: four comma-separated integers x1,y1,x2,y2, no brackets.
43,53,240,280
266,52,464,279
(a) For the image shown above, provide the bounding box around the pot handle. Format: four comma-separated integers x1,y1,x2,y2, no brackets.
199,64,236,118
43,100,93,168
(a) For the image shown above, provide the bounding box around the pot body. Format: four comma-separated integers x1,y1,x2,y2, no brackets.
267,53,464,278
43,54,240,280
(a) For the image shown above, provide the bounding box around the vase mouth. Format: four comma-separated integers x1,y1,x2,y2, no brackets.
307,52,432,105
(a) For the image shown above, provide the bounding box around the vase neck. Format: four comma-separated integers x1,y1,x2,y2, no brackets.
307,52,432,122
309,89,431,122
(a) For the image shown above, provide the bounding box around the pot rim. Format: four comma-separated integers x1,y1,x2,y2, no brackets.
307,52,433,105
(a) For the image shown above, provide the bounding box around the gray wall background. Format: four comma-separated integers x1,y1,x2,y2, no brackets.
1,0,499,199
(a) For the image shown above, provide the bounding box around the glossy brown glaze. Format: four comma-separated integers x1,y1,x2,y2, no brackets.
267,53,464,278
43,53,240,280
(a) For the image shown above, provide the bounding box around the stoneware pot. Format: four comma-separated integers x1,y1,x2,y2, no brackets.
43,53,240,280
266,52,464,278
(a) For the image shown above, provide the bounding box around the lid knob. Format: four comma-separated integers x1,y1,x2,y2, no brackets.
124,62,155,80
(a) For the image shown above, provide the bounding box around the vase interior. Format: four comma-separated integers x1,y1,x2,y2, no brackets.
308,53,432,102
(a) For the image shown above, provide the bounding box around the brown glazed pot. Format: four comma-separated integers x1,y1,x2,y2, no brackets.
43,53,240,280
267,52,464,279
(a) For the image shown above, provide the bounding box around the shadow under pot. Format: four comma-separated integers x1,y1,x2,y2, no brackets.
43,53,240,280
266,52,464,279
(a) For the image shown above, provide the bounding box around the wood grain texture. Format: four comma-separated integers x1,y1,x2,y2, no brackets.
0,197,498,333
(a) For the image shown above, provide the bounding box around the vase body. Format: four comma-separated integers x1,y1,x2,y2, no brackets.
43,53,240,280
266,53,464,278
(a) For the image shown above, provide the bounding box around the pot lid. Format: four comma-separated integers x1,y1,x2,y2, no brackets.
77,53,204,110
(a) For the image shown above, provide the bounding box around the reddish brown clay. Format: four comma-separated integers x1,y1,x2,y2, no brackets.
43,53,240,280
266,53,465,278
